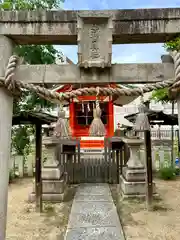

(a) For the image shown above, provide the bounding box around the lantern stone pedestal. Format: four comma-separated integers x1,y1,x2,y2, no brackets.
119,137,156,198
29,137,67,202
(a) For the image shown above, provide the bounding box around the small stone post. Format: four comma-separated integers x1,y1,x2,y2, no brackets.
159,145,165,167
27,154,34,177
177,97,180,159
0,36,14,240
17,155,24,178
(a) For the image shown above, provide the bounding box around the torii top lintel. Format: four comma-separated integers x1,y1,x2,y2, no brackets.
0,8,178,86
0,8,180,45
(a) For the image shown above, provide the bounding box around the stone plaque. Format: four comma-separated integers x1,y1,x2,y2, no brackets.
77,14,113,68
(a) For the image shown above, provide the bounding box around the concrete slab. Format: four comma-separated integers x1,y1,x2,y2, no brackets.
65,226,122,240
74,194,113,202
64,183,125,240
68,202,119,228
76,183,111,196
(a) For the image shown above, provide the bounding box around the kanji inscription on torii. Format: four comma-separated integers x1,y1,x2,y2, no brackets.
89,24,101,59
77,14,113,68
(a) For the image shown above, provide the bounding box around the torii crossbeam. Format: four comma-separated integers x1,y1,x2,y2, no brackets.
0,7,180,240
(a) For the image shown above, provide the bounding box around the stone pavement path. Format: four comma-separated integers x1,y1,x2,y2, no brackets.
64,183,125,240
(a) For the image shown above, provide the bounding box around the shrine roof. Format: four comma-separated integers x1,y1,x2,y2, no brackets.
12,111,57,125
125,110,178,126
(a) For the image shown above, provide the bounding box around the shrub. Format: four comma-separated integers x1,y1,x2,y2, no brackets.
158,166,177,180
175,167,180,176
9,170,14,183
9,170,20,184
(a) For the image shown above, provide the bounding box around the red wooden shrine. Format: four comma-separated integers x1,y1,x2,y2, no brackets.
55,84,115,149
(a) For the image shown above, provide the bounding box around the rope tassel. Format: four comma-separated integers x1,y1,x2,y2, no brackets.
89,88,106,137
134,102,150,131
53,104,71,139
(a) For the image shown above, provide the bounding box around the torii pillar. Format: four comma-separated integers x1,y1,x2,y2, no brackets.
0,36,14,239
171,52,180,164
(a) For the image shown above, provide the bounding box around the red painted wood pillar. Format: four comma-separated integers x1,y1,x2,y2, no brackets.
108,99,114,136
69,100,75,137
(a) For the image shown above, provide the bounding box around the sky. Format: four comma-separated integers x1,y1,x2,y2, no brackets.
52,1,180,125
56,0,180,64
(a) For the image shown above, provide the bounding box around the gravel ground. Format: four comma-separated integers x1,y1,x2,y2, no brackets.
6,178,76,240
6,178,180,240
111,178,180,240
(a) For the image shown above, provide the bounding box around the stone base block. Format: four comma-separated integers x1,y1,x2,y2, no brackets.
122,166,146,182
32,179,66,194
42,166,64,180
29,193,65,202
29,171,68,203
120,175,156,198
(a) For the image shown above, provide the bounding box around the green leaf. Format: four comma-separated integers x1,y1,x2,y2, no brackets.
153,35,180,103
0,1,12,10
164,35,180,52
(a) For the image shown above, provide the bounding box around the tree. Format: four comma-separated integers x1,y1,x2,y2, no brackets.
0,0,64,155
151,36,180,103
151,37,180,166
11,126,31,156
0,0,64,10
151,88,170,103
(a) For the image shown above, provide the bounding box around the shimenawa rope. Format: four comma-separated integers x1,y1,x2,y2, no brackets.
0,52,180,102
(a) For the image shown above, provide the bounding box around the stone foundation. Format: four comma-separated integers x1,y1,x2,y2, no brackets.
120,166,156,198
119,137,157,199
29,137,68,203
29,193,65,202
29,165,68,202
122,166,145,182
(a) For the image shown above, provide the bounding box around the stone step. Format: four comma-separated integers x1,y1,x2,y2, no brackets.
29,192,65,203
42,166,64,180
120,175,156,197
122,166,146,182
32,179,66,194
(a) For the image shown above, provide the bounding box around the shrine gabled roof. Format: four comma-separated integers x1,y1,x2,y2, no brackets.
12,111,57,125
125,110,178,126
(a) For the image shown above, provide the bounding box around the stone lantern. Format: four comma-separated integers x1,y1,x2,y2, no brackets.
29,136,68,202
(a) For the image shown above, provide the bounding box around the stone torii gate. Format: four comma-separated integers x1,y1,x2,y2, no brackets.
0,8,180,239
